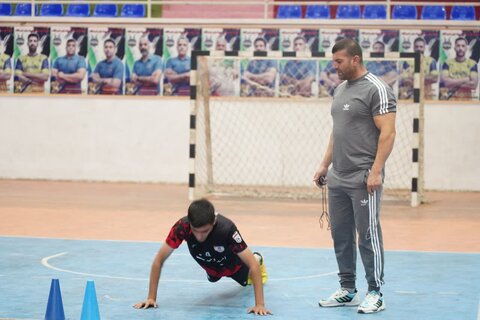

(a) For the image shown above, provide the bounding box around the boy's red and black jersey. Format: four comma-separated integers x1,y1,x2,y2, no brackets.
165,213,248,278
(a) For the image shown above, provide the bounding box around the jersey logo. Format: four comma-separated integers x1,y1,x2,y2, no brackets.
214,246,225,253
232,231,243,243
343,104,350,111
360,199,368,206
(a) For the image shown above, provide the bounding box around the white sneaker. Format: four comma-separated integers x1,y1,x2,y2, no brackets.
357,290,386,314
318,288,360,307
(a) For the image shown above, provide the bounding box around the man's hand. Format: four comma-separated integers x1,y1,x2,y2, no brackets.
367,171,382,194
313,166,328,188
133,298,158,309
247,305,272,316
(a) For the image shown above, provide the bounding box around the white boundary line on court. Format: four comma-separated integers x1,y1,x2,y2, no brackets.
41,252,338,282
40,252,197,282
4,235,480,255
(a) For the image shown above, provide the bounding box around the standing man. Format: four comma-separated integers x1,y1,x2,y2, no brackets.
280,36,316,97
242,38,277,97
440,37,478,100
51,39,87,94
0,50,11,92
164,36,190,96
134,198,271,316
129,37,163,95
14,33,49,93
91,39,124,95
313,38,396,314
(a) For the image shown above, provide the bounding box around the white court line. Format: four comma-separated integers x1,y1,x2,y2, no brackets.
4,235,480,254
0,318,39,320
438,291,459,295
267,271,337,281
395,290,418,294
41,252,338,282
41,252,198,282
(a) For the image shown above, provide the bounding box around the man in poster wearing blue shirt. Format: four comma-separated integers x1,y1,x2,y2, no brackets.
164,36,190,96
91,38,124,95
365,41,397,89
242,38,277,97
280,36,316,97
129,37,163,95
51,39,86,94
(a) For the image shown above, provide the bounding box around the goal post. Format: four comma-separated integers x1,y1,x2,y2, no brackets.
189,50,424,206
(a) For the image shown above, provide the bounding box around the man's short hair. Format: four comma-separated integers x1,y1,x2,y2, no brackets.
373,41,385,50
414,37,425,45
104,38,116,47
254,37,267,47
188,199,216,228
332,38,363,62
177,36,189,44
455,37,468,45
66,39,76,45
293,36,306,43
139,37,150,44
28,33,39,41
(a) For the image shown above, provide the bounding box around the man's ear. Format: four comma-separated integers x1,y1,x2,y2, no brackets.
352,55,361,65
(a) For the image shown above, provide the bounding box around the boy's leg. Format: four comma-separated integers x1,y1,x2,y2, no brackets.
230,252,268,286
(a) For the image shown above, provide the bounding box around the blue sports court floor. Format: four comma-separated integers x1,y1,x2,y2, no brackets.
0,236,479,320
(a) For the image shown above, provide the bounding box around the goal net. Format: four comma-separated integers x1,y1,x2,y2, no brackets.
189,51,424,206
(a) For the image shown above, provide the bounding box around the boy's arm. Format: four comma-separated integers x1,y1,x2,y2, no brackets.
237,248,272,316
133,243,174,309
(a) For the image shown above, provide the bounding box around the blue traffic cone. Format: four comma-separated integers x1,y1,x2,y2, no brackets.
80,280,101,320
44,278,65,320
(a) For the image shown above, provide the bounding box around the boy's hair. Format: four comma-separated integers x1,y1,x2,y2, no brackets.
188,199,215,228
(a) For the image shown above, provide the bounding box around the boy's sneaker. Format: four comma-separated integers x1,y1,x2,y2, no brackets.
247,252,268,285
357,290,386,314
318,288,360,307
